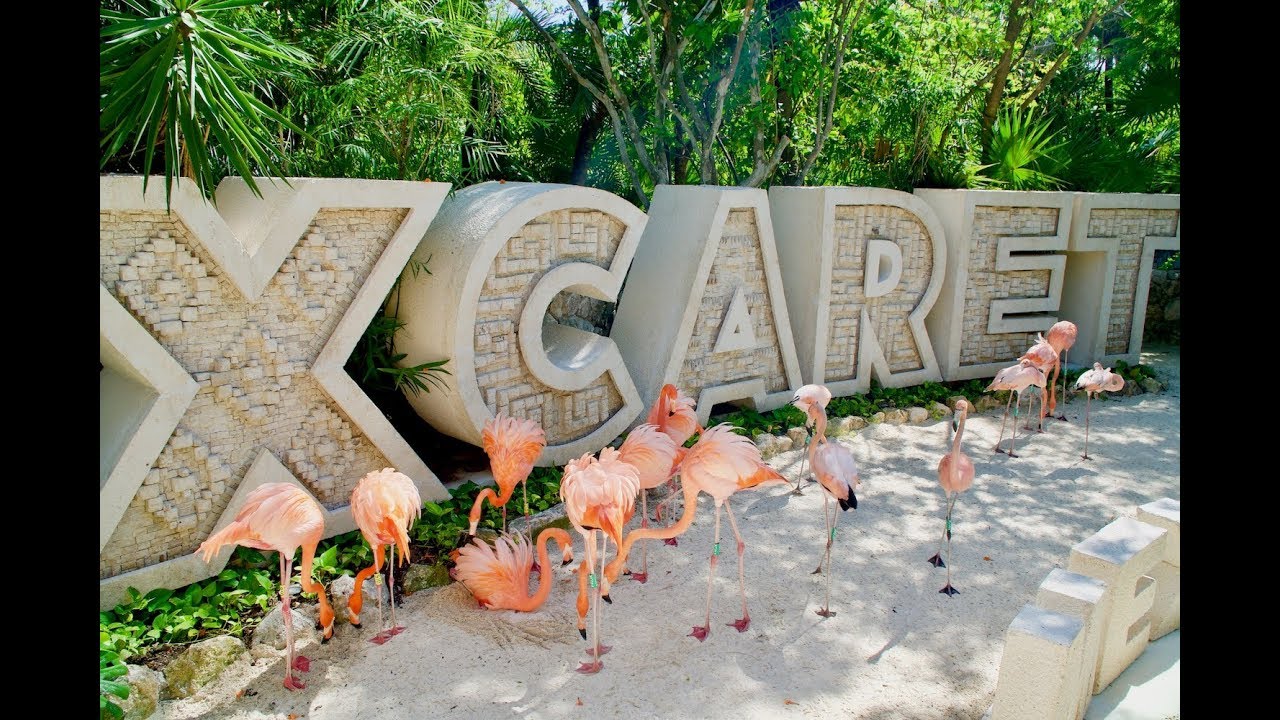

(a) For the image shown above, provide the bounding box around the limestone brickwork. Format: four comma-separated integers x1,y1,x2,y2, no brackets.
100,209,404,578
474,210,627,443
674,209,790,397
960,206,1059,366
1083,209,1180,356
826,205,933,379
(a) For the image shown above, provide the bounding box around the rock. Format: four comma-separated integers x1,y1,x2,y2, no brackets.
773,435,793,453
403,563,451,595
907,407,929,424
753,433,777,459
838,416,867,434
1141,377,1163,394
1163,298,1179,322
786,427,808,446
883,409,908,425
162,635,244,699
329,574,378,625
117,664,162,719
975,394,1004,412
869,411,886,424
946,395,968,412
250,603,318,654
930,401,952,419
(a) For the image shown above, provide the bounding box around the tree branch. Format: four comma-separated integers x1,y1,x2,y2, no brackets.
741,135,791,187
797,0,866,184
1018,4,1112,110
700,0,758,183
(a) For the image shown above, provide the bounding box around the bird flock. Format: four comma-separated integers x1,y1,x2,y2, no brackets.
195,320,1135,688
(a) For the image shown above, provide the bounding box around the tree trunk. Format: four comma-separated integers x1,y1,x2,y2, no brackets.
980,0,1029,151
462,70,483,178
568,0,604,185
768,0,801,184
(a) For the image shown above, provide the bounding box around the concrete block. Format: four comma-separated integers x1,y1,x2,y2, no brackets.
990,604,1085,720
1036,568,1109,720
1137,498,1180,640
1068,516,1167,692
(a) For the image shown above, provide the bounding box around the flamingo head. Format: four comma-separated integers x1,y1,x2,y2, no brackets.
317,602,335,641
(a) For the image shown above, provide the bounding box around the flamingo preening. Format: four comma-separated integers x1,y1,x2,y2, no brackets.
451,528,575,611
1074,362,1126,460
467,413,546,538
645,384,703,534
928,400,975,596
1018,334,1058,432
196,483,334,690
790,383,833,496
1044,321,1079,420
613,423,679,584
348,468,421,644
985,359,1047,458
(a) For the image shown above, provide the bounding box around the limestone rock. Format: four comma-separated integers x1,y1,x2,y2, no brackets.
884,409,908,425
786,427,808,447
118,664,162,719
250,602,318,654
404,563,451,595
162,635,244,699
773,435,794,453
870,411,886,424
907,407,929,424
838,416,867,434
946,395,968,412
329,574,379,625
754,433,777,459
975,394,1004,413
930,401,952,419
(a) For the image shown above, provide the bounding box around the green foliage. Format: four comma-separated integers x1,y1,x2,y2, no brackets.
346,256,452,397
100,652,130,719
1111,359,1157,386
1157,252,1179,271
99,0,312,206
979,107,1065,190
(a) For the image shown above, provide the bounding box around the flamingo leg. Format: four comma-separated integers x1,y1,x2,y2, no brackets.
634,492,650,584
389,544,405,636
939,495,960,596
501,504,507,536
1056,351,1070,420
817,503,841,618
653,479,682,546
280,554,305,690
927,491,949,568
1082,392,1093,461
995,392,1012,453
575,559,589,640
1008,392,1021,458
689,503,723,642
723,499,751,633
813,491,831,575
577,531,607,673
793,434,809,495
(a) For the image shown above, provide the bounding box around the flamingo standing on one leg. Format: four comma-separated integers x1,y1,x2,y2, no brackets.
613,424,679,584
606,424,787,642
347,468,421,644
451,528,575,611
560,450,639,673
802,398,860,618
1074,362,1126,460
985,359,1047,458
196,483,334,691
1018,334,1059,432
927,400,975,596
1044,321,1078,420
790,384,833,496
467,413,546,538
646,384,703,536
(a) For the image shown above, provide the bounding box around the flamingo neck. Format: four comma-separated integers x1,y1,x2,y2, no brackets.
809,407,828,466
512,528,571,612
604,477,700,582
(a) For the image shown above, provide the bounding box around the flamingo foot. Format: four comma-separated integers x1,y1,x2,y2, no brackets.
811,565,823,575
664,538,679,547
584,644,612,657
689,625,709,642
575,660,604,674
790,487,804,496
1007,451,1020,459
369,630,394,645
389,626,406,636
631,572,648,584
728,616,751,633
1055,414,1069,421
1081,454,1092,461
993,447,1004,455
291,655,311,672
939,584,960,596
816,608,837,618
531,561,541,574
927,553,946,568
283,674,306,691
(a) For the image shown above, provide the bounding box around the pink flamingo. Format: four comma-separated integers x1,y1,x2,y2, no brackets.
347,468,421,644
467,413,546,538
646,384,703,535
927,399,975,596
605,424,788,642
796,392,860,617
196,483,334,690
451,528,575,611
1044,321,1079,420
1073,362,1125,460
1018,334,1058,432
613,424,679,584
985,359,1047,458
790,383,833,496
560,450,639,673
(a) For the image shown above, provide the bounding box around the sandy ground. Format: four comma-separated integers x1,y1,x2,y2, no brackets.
160,346,1180,720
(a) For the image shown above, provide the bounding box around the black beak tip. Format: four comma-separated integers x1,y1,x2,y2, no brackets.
602,594,612,604
561,559,572,567
351,622,362,629
579,628,587,640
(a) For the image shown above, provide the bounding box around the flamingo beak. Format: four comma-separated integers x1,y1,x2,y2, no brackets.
579,628,587,640
561,558,572,567
952,416,960,432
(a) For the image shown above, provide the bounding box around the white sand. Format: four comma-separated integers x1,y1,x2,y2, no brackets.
160,347,1180,720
